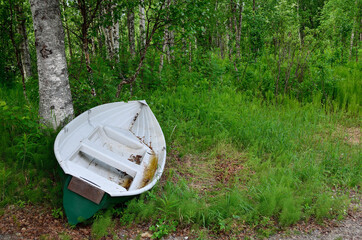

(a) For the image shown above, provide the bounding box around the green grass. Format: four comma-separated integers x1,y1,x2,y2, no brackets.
0,53,360,238
118,85,359,233
0,87,62,207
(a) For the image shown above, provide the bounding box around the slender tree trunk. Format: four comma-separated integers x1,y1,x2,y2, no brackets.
15,4,32,80
30,0,74,128
97,26,104,55
107,1,120,62
349,0,357,61
139,0,146,52
275,46,286,97
104,1,119,62
168,30,174,61
78,0,102,96
159,0,172,72
236,1,243,58
101,2,113,59
227,20,232,59
62,0,73,61
8,1,28,102
102,22,113,59
159,26,168,73
127,8,135,57
112,19,119,62
116,1,167,98
220,34,225,59
284,48,296,94
349,30,355,61
181,27,187,56
189,38,192,71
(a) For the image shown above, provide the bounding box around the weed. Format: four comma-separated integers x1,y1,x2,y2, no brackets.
149,217,178,239
16,200,26,209
91,211,114,240
59,233,72,240
51,207,64,219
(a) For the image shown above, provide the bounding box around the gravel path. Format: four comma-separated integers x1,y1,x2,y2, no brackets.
269,206,361,240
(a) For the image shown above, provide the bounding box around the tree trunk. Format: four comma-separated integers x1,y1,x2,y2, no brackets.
127,8,135,57
9,2,28,102
139,0,146,52
78,0,102,96
159,26,168,73
189,38,192,71
102,22,113,59
220,34,225,59
349,30,355,61
29,0,74,129
159,0,172,72
62,0,73,61
236,1,243,58
349,0,357,61
102,1,119,62
112,18,119,62
168,30,174,61
15,4,32,80
227,20,232,59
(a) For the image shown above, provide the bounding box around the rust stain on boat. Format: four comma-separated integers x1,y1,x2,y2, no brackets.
141,153,158,188
119,175,133,190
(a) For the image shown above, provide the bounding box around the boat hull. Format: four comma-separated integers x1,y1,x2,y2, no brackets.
62,175,134,225
54,101,166,224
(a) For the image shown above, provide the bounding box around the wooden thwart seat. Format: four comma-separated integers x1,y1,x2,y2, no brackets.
79,140,146,191
103,125,143,149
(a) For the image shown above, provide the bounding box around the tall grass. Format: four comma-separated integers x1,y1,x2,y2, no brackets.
0,49,360,234
0,86,62,207
119,83,359,230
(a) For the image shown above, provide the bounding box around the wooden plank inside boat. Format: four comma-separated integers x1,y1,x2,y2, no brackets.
68,177,105,204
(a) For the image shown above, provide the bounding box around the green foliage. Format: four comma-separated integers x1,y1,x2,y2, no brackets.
91,211,114,240
51,207,64,219
149,217,178,239
0,86,62,207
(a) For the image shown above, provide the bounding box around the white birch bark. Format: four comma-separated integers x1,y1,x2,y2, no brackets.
30,0,74,129
349,30,355,61
139,0,146,51
169,30,174,61
127,8,135,57
159,0,172,72
159,27,168,73
101,2,119,62
112,19,119,61
102,23,113,59
16,5,32,79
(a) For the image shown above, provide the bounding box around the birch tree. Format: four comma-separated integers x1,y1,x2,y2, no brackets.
101,0,119,62
29,0,74,128
139,0,146,52
15,2,32,80
127,7,135,57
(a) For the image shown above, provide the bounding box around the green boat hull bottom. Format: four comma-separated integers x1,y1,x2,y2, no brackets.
63,175,134,225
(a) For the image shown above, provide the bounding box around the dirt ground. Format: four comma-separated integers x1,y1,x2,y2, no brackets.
0,201,360,240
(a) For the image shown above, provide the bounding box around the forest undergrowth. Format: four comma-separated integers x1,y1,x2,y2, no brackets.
0,52,361,239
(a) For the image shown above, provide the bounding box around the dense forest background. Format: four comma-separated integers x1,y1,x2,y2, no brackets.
0,0,361,238
1,0,361,110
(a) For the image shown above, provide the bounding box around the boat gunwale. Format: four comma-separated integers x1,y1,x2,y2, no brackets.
54,100,166,197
